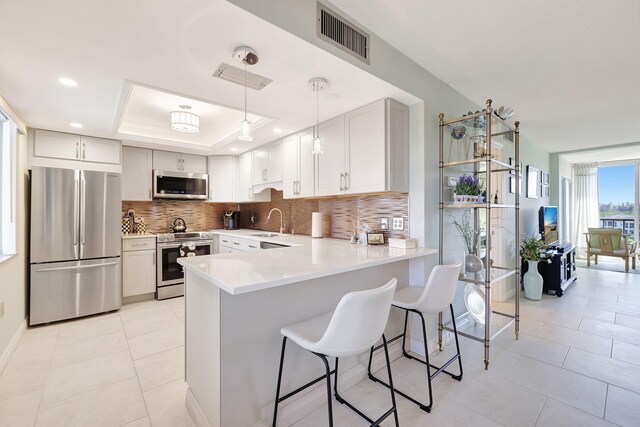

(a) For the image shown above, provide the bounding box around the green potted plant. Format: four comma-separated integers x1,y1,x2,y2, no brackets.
453,175,484,203
520,235,552,300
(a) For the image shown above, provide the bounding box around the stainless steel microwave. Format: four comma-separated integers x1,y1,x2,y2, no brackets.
153,170,208,200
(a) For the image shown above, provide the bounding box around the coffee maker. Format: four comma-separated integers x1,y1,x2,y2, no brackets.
223,211,240,230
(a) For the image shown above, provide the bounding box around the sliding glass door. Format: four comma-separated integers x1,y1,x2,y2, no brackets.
598,162,637,242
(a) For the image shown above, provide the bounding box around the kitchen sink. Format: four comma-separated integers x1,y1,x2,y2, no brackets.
251,233,280,238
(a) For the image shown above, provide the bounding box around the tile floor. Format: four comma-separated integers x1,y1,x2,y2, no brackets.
1,266,640,426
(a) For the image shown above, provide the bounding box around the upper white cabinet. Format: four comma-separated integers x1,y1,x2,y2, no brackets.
32,129,121,167
316,99,409,196
207,156,235,203
283,128,314,199
252,140,283,185
153,150,206,173
236,152,253,202
122,146,153,201
315,116,347,197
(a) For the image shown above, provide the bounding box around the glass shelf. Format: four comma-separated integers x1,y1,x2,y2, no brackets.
458,266,517,285
444,203,516,209
442,157,515,172
444,112,516,134
445,311,515,342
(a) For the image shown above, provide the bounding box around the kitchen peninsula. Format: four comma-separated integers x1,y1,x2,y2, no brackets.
178,231,437,427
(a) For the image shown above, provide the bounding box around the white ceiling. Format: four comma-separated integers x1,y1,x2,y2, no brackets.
117,84,265,148
330,0,640,153
0,0,419,155
562,143,640,164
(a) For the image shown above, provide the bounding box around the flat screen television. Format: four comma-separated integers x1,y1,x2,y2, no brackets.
539,206,559,245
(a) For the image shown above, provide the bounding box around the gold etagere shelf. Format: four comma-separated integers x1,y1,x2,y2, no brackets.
438,98,521,370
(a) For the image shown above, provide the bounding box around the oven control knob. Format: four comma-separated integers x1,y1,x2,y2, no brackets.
158,235,165,242
206,232,213,238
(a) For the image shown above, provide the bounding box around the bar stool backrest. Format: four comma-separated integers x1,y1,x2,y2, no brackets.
413,261,462,314
314,278,397,358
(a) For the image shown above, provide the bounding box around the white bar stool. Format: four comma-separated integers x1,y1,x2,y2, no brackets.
272,278,399,427
368,261,463,413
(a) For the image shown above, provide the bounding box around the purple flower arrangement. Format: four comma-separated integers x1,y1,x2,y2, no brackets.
454,175,482,196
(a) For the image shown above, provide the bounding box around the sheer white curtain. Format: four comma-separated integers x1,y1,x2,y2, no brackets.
573,163,600,258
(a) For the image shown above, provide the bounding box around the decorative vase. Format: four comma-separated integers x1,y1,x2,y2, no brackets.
523,260,544,300
465,254,483,273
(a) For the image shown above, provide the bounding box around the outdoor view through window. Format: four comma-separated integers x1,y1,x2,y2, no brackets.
598,164,635,239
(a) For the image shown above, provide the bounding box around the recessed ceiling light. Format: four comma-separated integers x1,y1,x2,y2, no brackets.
58,77,78,87
70,122,83,128
273,128,283,134
230,147,239,152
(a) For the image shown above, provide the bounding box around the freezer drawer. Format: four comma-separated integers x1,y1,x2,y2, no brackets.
30,258,122,325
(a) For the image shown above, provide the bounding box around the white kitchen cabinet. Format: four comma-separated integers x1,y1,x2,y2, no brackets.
153,150,206,173
122,146,153,201
231,237,260,251
315,116,346,196
81,136,121,164
236,152,253,202
32,129,121,165
252,140,283,185
315,98,409,196
283,128,314,199
122,237,156,298
208,156,235,202
236,152,270,203
181,153,207,174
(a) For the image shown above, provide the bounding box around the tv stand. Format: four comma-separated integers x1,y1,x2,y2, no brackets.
522,245,577,297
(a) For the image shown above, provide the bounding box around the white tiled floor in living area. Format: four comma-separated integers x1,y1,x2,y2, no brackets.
2,266,640,426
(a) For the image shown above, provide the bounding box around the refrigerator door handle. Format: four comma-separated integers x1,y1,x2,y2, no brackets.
34,261,119,273
80,171,86,247
73,173,79,247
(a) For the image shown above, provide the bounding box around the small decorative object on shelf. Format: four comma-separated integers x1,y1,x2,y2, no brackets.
451,211,483,273
367,232,385,245
122,213,132,234
453,175,483,204
134,217,147,234
520,235,552,300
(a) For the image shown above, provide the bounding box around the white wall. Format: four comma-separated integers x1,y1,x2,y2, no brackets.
0,129,28,369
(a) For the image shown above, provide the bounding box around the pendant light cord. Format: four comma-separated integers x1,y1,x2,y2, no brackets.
244,59,248,121
315,82,319,139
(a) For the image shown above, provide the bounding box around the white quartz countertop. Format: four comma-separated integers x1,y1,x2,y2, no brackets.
178,229,437,295
122,233,156,240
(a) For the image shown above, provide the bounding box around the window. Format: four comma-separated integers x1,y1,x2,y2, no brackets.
0,117,17,255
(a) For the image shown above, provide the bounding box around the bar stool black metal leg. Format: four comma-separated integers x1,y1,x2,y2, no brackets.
382,334,400,427
401,310,410,358
450,304,463,380
272,337,288,427
417,312,433,412
316,354,334,427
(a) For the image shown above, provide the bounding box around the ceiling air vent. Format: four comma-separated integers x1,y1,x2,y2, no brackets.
317,2,370,64
212,63,273,90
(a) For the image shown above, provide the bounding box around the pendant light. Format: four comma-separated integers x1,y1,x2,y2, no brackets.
170,105,200,133
233,46,259,142
309,78,328,155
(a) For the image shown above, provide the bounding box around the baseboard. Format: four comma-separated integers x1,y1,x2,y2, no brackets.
186,387,213,427
249,339,404,427
122,293,155,305
0,318,27,375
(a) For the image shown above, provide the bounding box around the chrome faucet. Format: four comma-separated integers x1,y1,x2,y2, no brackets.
267,208,284,234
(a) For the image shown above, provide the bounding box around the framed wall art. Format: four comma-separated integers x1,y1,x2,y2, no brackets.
527,165,539,199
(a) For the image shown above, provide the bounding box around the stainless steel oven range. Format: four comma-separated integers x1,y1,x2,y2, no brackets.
156,232,214,300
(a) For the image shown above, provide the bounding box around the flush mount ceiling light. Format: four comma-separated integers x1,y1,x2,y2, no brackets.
69,122,83,128
273,128,283,134
233,46,259,142
58,77,78,87
170,105,200,133
309,77,328,155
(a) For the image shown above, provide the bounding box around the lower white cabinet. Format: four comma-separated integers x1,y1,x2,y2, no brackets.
122,237,156,298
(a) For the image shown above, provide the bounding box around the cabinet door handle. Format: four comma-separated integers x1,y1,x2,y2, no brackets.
292,180,296,195
75,141,79,159
296,180,300,195
344,172,349,190
340,173,344,191
82,142,86,159
248,187,252,200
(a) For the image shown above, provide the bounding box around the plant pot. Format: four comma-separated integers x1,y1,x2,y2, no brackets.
454,194,483,204
465,254,483,273
523,260,544,300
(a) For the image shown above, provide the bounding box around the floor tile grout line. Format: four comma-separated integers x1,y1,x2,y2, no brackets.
532,396,547,426
603,383,609,422
119,311,153,423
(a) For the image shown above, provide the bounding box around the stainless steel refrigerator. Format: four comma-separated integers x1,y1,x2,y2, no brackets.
30,167,122,325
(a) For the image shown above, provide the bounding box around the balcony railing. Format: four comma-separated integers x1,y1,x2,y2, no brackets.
599,218,635,236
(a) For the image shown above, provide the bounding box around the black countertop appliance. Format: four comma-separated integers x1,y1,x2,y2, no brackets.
224,211,240,230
